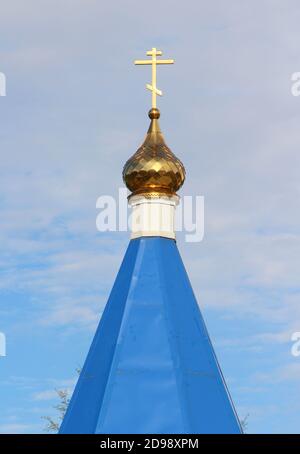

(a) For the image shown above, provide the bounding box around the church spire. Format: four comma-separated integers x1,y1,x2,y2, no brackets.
59,49,242,435
122,48,185,240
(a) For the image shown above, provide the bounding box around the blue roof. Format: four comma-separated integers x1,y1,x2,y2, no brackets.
60,237,241,434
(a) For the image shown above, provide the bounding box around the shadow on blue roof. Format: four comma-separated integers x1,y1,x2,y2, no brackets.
60,237,241,434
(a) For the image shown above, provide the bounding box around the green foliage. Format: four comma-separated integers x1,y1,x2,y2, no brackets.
240,413,250,433
42,368,81,433
42,389,70,433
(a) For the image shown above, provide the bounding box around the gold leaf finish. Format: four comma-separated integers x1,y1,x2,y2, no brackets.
123,108,185,197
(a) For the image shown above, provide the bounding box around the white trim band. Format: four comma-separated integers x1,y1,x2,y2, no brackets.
129,194,179,240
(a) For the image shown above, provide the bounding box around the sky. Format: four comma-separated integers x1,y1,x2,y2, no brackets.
0,0,300,434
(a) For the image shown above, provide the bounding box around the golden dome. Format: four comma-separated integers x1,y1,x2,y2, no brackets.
123,108,185,197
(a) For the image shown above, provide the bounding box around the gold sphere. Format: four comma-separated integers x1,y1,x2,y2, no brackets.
148,107,160,119
123,109,185,197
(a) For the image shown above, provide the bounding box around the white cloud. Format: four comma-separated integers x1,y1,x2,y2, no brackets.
32,390,58,401
0,423,38,434
253,362,300,385
1,0,300,434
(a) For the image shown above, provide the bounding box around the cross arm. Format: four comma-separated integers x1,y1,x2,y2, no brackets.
134,59,174,65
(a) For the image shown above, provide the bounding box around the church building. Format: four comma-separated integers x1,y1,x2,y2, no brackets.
59,48,242,434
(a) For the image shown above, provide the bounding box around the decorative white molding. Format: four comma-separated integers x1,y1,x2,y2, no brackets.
129,194,179,240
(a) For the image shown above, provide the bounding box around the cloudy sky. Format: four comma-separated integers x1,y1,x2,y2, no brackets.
0,0,300,434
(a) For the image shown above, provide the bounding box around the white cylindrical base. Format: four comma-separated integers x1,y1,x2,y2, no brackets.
129,194,179,240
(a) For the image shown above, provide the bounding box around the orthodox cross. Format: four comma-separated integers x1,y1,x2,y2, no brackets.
134,48,174,108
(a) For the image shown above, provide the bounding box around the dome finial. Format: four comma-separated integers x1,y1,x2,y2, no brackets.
148,107,160,119
122,48,185,199
123,110,185,198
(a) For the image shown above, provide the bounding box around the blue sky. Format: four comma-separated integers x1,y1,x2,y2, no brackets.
1,0,300,433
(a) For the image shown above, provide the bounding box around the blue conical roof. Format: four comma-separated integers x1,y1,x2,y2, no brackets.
60,237,241,434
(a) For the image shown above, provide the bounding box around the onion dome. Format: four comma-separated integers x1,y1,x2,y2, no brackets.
123,108,185,197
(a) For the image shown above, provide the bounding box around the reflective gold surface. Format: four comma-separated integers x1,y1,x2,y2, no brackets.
123,109,185,197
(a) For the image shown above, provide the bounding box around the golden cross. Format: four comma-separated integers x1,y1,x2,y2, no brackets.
134,48,174,109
